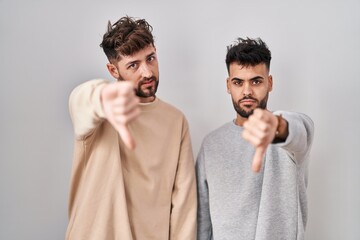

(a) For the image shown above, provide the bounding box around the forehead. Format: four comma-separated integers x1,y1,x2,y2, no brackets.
118,44,156,63
229,62,269,77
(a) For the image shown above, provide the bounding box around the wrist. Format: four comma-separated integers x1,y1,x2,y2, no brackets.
275,114,283,136
273,114,288,142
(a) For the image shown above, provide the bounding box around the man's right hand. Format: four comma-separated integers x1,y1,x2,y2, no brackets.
101,81,140,149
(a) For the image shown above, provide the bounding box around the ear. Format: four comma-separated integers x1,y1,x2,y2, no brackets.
106,63,120,79
268,75,273,92
226,77,231,94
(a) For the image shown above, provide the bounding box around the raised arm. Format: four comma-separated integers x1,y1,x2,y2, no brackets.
69,79,140,148
242,109,314,172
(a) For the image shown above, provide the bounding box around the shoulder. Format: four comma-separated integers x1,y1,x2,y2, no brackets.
202,122,235,145
197,122,237,161
157,98,187,119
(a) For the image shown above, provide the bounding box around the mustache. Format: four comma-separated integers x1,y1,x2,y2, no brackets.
239,96,258,102
139,76,157,84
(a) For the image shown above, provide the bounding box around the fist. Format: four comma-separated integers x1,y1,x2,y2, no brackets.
242,109,279,172
101,81,140,149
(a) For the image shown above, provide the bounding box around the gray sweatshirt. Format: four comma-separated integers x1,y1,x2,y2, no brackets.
196,111,314,240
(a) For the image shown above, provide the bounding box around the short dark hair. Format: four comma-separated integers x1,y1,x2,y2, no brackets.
225,37,271,73
100,16,154,62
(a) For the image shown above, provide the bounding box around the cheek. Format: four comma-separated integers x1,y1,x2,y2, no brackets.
229,85,242,95
255,88,270,100
230,92,241,102
120,70,140,82
150,64,159,74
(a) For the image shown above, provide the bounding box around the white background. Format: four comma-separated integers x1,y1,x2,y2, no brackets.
1,0,359,239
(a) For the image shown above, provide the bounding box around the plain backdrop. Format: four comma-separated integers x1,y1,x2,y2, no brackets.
1,0,359,239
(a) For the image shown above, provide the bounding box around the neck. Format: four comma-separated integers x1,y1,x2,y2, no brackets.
234,115,247,126
139,96,156,103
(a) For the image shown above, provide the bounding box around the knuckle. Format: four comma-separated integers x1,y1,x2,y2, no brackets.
259,132,266,140
254,138,261,147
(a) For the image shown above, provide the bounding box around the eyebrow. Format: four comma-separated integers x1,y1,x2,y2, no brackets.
231,76,264,81
126,60,140,67
125,51,156,67
146,52,156,58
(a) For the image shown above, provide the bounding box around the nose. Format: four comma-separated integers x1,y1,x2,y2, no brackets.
140,64,152,78
243,82,253,96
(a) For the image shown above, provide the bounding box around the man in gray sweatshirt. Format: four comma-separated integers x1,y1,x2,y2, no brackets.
196,38,314,240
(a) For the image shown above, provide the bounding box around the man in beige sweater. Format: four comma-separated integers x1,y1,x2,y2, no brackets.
66,16,197,240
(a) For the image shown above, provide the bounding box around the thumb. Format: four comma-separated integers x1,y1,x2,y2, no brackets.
252,146,266,173
117,124,136,150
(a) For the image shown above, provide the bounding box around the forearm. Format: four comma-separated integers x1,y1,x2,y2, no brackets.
69,79,108,139
273,111,314,156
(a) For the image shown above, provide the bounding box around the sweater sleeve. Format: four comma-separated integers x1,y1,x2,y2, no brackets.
68,79,108,139
170,118,197,240
196,143,213,240
274,111,315,163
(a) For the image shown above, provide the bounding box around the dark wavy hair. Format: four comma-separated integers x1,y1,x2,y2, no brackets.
100,16,154,62
225,37,271,73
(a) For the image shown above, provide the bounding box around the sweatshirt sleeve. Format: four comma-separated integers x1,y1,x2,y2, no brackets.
273,111,315,163
196,143,213,240
68,79,108,139
170,118,197,240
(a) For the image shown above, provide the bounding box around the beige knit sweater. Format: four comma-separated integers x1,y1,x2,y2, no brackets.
66,79,197,240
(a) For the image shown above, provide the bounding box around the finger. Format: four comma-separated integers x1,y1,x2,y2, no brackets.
245,115,267,132
113,106,140,125
115,81,136,97
242,130,261,147
103,81,136,101
112,96,140,115
252,146,266,173
102,83,119,100
117,124,136,150
253,108,267,120
243,122,267,141
254,109,276,127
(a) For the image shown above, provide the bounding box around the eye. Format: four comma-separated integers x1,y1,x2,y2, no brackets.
127,63,137,69
252,79,261,85
147,55,155,62
232,80,242,86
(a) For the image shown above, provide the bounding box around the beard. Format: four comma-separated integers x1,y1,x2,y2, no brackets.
135,76,159,98
232,93,269,118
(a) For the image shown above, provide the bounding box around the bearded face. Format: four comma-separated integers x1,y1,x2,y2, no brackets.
227,63,273,121
134,76,159,98
109,44,160,103
231,93,269,118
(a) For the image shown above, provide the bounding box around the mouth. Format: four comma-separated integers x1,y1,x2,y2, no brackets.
141,81,154,89
240,99,257,105
140,77,156,86
238,97,258,109
241,99,256,104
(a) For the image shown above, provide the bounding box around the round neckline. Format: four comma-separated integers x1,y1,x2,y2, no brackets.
139,97,159,111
